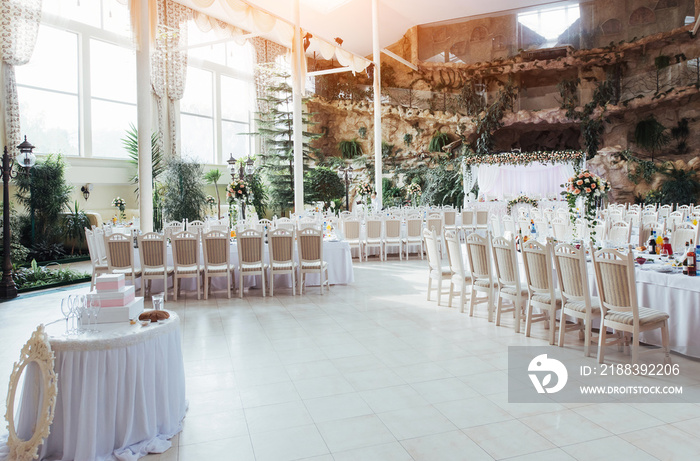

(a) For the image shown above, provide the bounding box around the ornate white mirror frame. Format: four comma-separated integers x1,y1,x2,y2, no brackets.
4,325,57,461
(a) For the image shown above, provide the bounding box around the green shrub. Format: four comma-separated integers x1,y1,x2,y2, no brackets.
304,167,345,209
162,158,206,222
13,259,89,290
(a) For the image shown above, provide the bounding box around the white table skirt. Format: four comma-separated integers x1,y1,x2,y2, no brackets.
133,240,354,294
10,313,186,461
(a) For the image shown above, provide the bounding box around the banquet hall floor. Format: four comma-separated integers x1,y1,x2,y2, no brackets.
2,259,700,460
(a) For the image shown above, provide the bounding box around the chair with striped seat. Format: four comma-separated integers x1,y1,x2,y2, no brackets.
424,228,451,307
138,232,173,300
172,231,202,300
363,217,383,261
298,227,329,295
465,232,496,321
85,228,109,290
491,235,527,332
341,218,362,261
237,228,267,298
268,228,297,296
553,243,601,356
104,232,141,294
383,217,402,260
202,230,234,299
591,247,671,364
403,215,424,260
521,239,561,345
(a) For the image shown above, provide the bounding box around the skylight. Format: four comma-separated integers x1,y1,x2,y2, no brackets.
518,4,581,47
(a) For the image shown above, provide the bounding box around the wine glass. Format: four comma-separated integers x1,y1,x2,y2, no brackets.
88,295,101,330
60,298,72,335
73,295,86,333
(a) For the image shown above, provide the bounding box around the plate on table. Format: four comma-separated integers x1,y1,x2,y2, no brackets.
650,264,675,273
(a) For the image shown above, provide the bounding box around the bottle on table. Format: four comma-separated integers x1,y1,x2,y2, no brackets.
687,240,696,276
696,244,700,276
682,241,690,276
655,232,664,254
649,231,657,255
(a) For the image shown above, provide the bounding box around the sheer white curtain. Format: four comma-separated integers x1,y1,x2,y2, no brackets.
1,0,42,157
462,162,479,205
477,162,576,200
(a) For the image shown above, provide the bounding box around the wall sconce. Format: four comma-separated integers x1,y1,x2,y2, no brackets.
80,183,93,200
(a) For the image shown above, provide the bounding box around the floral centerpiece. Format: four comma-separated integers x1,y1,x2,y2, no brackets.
405,182,421,206
111,197,126,222
562,170,611,243
205,195,216,215
227,178,250,220
506,195,538,214
357,181,373,197
464,150,584,168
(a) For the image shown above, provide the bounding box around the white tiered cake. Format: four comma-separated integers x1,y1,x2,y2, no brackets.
91,274,144,323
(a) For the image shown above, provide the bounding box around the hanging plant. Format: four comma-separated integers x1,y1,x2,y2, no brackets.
338,139,363,159
428,131,451,152
634,116,670,161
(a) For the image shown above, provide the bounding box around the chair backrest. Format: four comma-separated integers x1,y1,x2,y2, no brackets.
607,220,631,246
186,220,206,234
461,210,474,227
641,211,658,225
105,233,134,270
203,230,230,266
366,219,382,239
269,228,294,264
551,217,572,241
521,239,555,298
237,228,264,265
502,215,516,236
138,232,167,269
274,217,296,232
465,232,492,282
164,221,184,236
405,217,422,239
93,227,107,262
671,222,697,250
444,229,464,277
298,227,323,264
426,214,442,235
658,204,672,219
553,243,591,306
443,210,456,226
668,211,684,228
258,219,273,235
491,235,520,289
640,221,665,247
677,204,691,218
489,215,501,237
172,231,200,267
591,248,638,321
298,217,320,231
342,219,361,240
475,210,489,227
625,210,640,227
423,228,441,271
385,219,401,239
84,228,100,266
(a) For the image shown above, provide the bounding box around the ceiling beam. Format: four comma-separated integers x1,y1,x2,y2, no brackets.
381,48,418,71
307,66,355,77
175,32,261,52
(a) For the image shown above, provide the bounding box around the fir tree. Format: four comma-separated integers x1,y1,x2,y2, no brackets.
252,63,321,216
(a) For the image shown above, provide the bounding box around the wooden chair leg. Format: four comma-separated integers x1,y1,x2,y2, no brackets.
525,301,534,337
661,321,671,364
597,320,606,364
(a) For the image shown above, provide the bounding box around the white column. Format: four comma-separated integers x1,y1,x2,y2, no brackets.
292,0,304,215
372,0,382,209
136,0,153,232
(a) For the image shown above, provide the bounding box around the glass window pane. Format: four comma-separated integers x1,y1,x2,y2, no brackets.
16,26,78,94
222,121,250,160
91,100,137,158
181,114,214,163
91,39,137,103
18,87,79,156
221,76,252,122
43,0,101,27
102,1,131,37
181,67,213,116
226,42,254,72
187,22,226,65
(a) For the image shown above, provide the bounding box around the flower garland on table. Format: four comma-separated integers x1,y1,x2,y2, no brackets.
506,195,538,214
562,170,611,243
463,150,584,168
111,197,126,222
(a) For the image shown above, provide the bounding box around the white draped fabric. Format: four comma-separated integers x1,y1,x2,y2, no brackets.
0,0,42,157
477,162,575,201
4,313,186,461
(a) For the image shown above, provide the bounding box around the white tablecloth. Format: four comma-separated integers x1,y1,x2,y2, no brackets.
477,162,575,201
12,313,186,461
134,240,354,294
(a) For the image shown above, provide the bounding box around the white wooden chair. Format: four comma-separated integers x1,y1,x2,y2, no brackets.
364,217,383,261
491,235,527,332
237,228,267,298
607,220,631,246
202,230,233,299
668,211,684,229
426,213,443,255
138,232,173,300
383,218,402,260
553,243,601,356
641,210,658,226
521,239,561,345
403,215,424,260
424,228,451,306
591,247,671,364
551,217,573,242
658,204,672,220
268,228,297,296
274,217,296,232
341,218,362,261
298,227,329,295
443,209,457,231
171,231,202,300
186,219,206,236
443,229,471,312
464,232,495,321
163,221,184,239
670,222,698,251
474,210,489,233
85,228,109,290
460,210,475,235
489,215,502,238
104,233,141,294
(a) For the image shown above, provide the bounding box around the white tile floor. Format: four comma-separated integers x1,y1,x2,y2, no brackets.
2,259,700,460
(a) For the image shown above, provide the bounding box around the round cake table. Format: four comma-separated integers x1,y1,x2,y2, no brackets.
15,311,186,461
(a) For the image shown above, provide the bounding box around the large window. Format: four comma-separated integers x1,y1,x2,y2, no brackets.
180,21,255,164
16,0,135,158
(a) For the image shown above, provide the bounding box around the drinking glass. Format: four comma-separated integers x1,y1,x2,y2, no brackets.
152,293,164,311
60,298,72,335
74,295,87,333
87,294,101,331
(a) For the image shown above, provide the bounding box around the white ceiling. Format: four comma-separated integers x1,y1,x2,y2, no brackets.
246,0,558,57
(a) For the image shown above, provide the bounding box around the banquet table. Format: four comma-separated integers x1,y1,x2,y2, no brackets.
14,312,186,461
133,239,354,293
